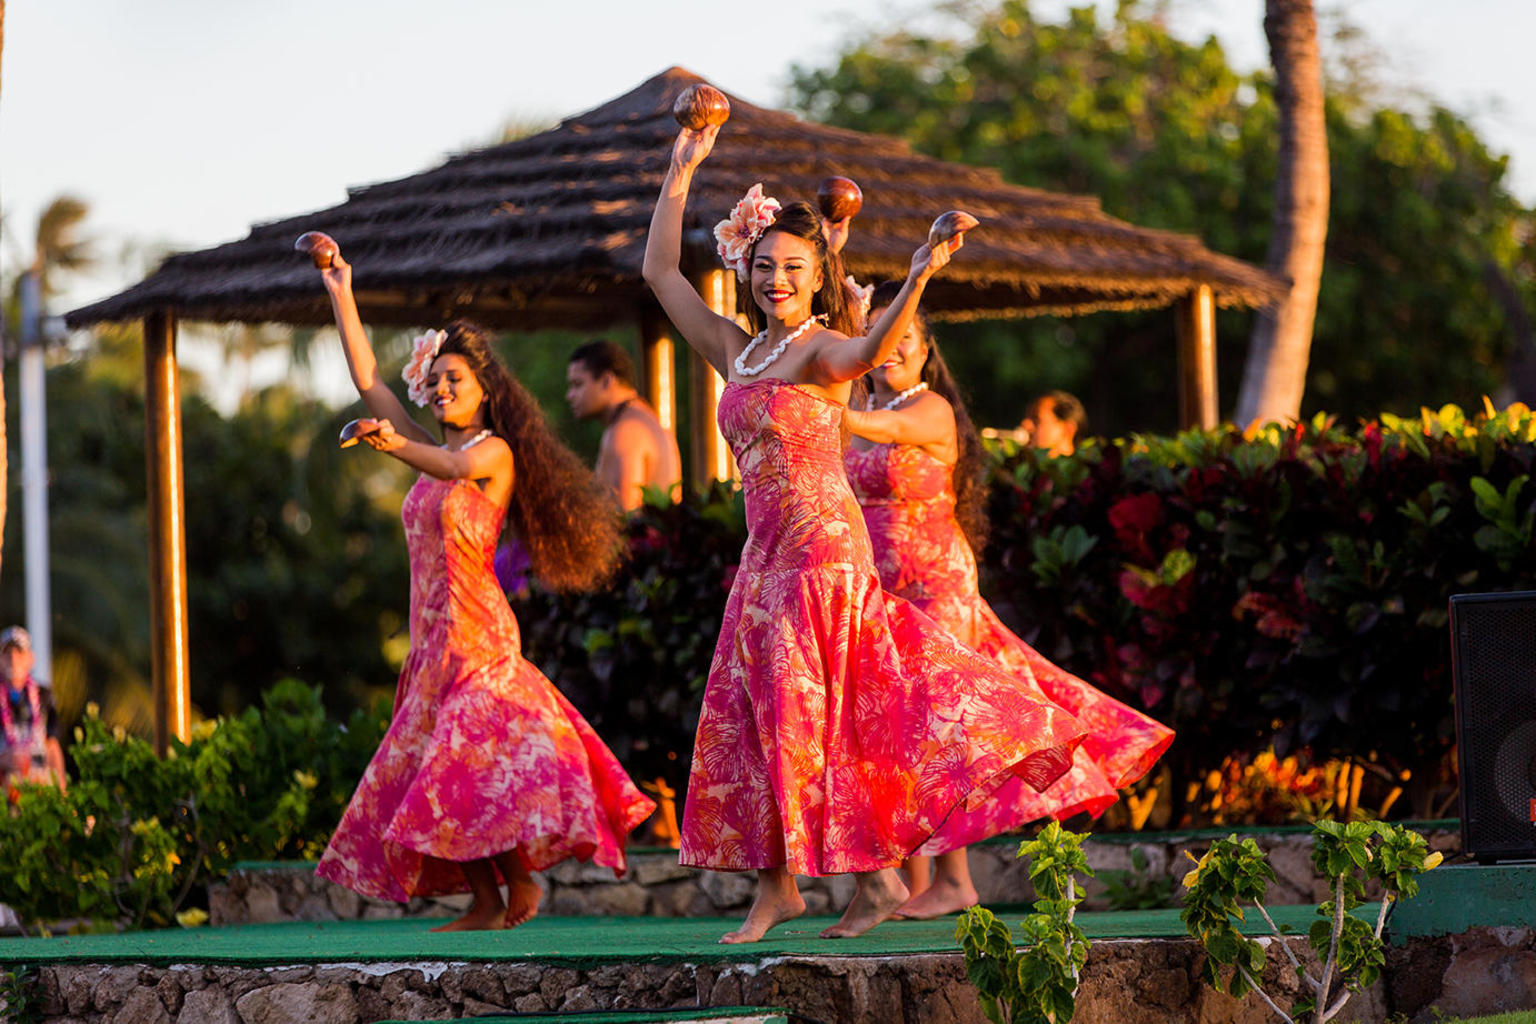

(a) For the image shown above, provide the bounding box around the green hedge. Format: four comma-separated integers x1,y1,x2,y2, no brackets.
982,403,1536,815
524,403,1536,820
0,681,386,932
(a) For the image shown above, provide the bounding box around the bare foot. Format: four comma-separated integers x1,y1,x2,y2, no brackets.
720,881,806,944
429,897,506,932
894,875,978,919
821,870,909,938
503,876,543,929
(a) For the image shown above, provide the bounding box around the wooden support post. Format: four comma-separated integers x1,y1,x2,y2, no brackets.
689,269,736,487
1176,285,1218,430
143,310,192,755
639,303,677,433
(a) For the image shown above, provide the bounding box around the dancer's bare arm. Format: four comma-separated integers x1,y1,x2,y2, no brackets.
845,393,957,454
349,418,512,484
642,125,749,378
320,258,437,446
811,237,960,384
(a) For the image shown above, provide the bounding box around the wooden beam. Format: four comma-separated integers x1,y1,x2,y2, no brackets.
689,269,736,488
638,302,677,433
143,310,192,755
1176,285,1218,430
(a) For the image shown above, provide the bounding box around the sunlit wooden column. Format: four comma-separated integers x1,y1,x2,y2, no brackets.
689,269,737,487
638,302,676,433
143,309,192,755
1175,285,1218,430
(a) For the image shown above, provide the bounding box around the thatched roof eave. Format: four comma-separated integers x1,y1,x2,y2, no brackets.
66,66,1285,331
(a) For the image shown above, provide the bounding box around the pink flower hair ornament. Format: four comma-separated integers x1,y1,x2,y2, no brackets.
402,328,447,406
714,183,782,281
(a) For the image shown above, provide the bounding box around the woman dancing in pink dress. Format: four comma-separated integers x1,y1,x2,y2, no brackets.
643,122,1087,943
312,255,654,931
843,283,1174,919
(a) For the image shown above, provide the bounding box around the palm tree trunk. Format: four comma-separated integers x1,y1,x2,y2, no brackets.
0,0,10,580
1235,0,1330,427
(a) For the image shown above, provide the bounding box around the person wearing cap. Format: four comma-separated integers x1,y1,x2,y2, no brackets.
0,627,65,791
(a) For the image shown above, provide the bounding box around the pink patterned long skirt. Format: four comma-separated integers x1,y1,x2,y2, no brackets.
317,476,654,901
679,379,1086,877
846,440,1173,854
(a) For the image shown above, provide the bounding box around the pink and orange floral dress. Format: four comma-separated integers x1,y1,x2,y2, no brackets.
679,379,1086,877
844,441,1173,853
317,476,654,902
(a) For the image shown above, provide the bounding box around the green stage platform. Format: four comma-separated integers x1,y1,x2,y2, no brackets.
0,905,1358,968
379,1010,789,1024
1390,862,1536,942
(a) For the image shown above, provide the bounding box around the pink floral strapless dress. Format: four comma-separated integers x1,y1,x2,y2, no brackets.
679,379,1086,877
845,442,1173,852
317,477,654,901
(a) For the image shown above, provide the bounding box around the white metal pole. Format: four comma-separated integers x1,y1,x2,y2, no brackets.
18,272,53,684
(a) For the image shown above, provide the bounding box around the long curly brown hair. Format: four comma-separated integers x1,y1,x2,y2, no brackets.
739,201,858,338
866,281,989,554
436,320,623,592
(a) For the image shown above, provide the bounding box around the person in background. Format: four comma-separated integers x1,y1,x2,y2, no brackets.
1021,390,1087,457
565,340,682,511
0,627,66,791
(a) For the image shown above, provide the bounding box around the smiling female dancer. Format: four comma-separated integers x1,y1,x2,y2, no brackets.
312,254,654,931
843,282,1174,918
643,121,1087,943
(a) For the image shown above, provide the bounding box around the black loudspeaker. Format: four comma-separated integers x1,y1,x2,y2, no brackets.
1451,591,1536,863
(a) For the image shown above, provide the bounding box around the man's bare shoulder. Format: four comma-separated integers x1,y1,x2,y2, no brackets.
611,402,666,439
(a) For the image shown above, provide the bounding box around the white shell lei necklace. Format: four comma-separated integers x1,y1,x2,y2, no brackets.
446,428,493,452
734,315,824,377
866,381,929,411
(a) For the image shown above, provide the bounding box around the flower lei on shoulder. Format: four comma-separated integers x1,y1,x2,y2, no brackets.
714,183,781,281
402,328,447,406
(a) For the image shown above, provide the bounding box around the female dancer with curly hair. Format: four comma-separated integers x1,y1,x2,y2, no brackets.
844,282,1173,919
312,254,654,931
643,122,1086,943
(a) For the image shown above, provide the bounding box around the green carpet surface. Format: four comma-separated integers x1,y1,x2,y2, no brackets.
0,904,1355,968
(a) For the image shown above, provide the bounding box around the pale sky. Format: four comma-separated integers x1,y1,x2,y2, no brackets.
4,0,1533,319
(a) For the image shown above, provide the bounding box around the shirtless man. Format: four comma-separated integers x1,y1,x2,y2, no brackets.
565,340,682,511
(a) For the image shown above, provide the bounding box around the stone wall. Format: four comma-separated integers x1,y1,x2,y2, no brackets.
209,827,1462,926
25,934,1380,1024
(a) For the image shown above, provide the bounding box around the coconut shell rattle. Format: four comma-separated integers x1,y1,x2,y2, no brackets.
337,419,381,449
672,84,731,131
294,231,340,269
928,211,980,250
817,177,863,222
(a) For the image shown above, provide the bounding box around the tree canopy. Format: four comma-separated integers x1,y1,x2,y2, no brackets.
789,0,1536,432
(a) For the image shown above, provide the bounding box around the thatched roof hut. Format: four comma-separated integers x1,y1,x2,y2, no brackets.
66,66,1282,753
67,66,1282,330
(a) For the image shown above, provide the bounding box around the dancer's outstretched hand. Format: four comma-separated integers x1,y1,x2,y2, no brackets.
671,123,721,173
356,417,406,452
320,252,353,296
822,216,851,256
908,233,963,283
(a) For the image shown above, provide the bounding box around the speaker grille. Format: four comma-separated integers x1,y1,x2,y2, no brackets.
1452,593,1536,861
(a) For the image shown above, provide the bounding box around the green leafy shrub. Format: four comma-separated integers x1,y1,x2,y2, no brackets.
984,403,1536,818
957,822,1093,1023
1099,846,1177,911
0,680,387,933
1179,820,1442,1023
